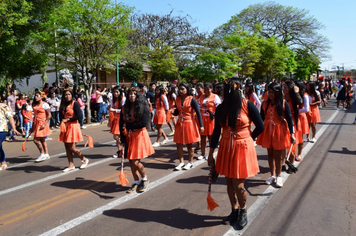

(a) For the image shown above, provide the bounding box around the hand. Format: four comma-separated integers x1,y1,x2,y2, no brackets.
207,152,215,167
110,108,116,112
40,124,45,130
291,134,296,144
13,130,21,136
200,127,204,133
62,119,69,123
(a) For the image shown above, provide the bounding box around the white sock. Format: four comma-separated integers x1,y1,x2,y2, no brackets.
142,176,147,181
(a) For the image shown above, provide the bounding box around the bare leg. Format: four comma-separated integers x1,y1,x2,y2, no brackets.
33,137,44,154
40,137,48,154
201,135,207,156
267,148,275,176
233,179,247,209
186,143,194,163
64,143,75,168
225,177,238,209
310,123,317,139
274,150,284,176
176,143,184,163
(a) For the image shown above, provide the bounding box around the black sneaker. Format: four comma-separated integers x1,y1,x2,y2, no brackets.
126,183,138,193
238,208,248,228
137,180,149,192
223,209,238,225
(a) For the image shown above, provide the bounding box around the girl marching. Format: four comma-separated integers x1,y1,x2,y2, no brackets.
245,81,261,109
256,82,296,187
283,80,303,169
120,87,154,193
198,82,221,160
109,86,126,158
58,90,89,172
173,83,204,170
295,81,310,161
152,85,169,147
207,78,264,228
32,91,52,163
166,85,177,136
306,82,321,143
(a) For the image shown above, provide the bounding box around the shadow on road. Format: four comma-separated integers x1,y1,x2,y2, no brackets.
103,208,222,229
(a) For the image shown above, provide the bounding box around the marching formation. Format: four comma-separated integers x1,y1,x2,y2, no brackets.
0,76,353,230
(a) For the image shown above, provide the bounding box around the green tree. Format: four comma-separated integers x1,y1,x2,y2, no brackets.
0,0,63,84
120,62,143,82
294,49,320,80
148,40,178,81
54,0,133,122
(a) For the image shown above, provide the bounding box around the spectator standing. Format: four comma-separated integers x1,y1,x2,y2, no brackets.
146,82,156,131
47,92,60,129
95,85,106,123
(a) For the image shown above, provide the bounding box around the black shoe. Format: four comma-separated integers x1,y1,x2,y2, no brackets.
238,208,248,228
223,209,238,225
281,165,287,172
126,183,138,193
137,180,149,192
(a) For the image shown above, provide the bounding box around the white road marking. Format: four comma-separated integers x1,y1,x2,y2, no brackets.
38,158,209,236
223,109,340,236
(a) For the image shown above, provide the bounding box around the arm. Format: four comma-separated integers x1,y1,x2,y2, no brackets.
119,111,126,144
69,102,83,121
299,95,310,113
252,93,261,109
284,101,294,134
210,105,222,149
310,92,321,106
125,106,150,130
191,98,203,128
247,101,264,140
41,103,52,130
260,102,265,121
162,96,169,111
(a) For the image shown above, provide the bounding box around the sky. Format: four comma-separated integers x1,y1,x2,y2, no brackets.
116,0,356,71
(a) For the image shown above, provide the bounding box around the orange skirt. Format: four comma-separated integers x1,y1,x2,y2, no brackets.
166,110,172,123
294,118,303,144
58,121,83,143
173,119,200,144
33,119,51,138
153,108,166,125
307,105,321,123
216,137,259,179
299,113,310,134
200,116,214,136
126,128,155,160
110,116,120,135
256,121,291,150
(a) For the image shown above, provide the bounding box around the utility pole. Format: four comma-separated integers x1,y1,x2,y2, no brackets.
115,0,119,86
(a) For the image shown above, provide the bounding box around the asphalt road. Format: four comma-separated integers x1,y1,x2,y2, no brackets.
0,98,355,236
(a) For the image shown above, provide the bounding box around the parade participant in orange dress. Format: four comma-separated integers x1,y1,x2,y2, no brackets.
109,86,126,158
208,78,264,228
306,82,321,143
120,87,154,193
173,83,204,170
32,91,52,163
283,80,303,168
295,81,310,161
152,85,169,147
198,82,221,160
194,82,204,153
256,82,296,188
58,90,89,172
245,81,261,109
166,85,177,136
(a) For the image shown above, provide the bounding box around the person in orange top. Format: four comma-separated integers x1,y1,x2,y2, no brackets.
283,80,303,170
58,90,89,172
256,82,296,188
152,85,170,147
194,82,204,153
120,87,154,193
166,85,177,136
173,83,204,170
306,82,321,143
198,82,221,160
31,91,52,162
109,86,126,158
245,81,261,109
295,81,310,161
208,78,264,228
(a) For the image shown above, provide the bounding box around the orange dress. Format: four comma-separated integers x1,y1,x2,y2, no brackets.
33,102,51,138
287,100,303,144
153,95,167,125
110,100,121,135
299,93,310,134
307,95,321,123
123,109,155,160
58,101,83,143
256,101,291,150
199,93,219,136
173,96,201,144
215,99,259,179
